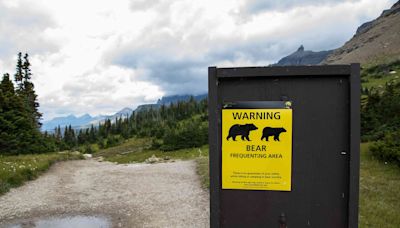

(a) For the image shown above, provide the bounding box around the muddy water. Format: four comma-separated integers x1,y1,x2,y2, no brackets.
7,216,110,228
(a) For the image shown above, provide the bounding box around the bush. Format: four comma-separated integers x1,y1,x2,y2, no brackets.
370,131,400,166
361,81,400,141
150,138,162,149
84,144,94,154
106,135,122,148
160,118,208,151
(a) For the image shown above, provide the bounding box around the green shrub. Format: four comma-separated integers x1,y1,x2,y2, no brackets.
361,81,400,141
150,139,162,149
84,144,94,154
370,131,400,166
160,118,208,151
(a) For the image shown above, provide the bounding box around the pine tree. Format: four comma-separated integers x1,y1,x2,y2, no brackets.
1,53,55,154
63,125,77,148
14,52,24,91
21,53,42,128
89,124,96,143
0,73,30,154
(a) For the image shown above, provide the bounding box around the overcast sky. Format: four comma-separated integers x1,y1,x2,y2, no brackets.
0,0,396,120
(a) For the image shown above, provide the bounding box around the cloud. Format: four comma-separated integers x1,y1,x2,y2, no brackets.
40,64,163,120
0,0,397,120
240,0,359,15
112,47,208,95
0,1,58,59
129,0,162,11
109,0,395,97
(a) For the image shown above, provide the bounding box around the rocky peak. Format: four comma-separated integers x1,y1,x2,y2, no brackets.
297,45,304,52
274,45,333,66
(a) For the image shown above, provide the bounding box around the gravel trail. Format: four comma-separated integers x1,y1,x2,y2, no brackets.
0,159,209,228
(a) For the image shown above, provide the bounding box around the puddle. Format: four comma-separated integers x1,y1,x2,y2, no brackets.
7,216,111,228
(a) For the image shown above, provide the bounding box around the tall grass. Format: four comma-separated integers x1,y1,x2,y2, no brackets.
196,156,209,189
359,143,400,227
0,152,83,195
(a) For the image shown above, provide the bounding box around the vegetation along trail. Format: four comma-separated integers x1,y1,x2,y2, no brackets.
0,159,209,227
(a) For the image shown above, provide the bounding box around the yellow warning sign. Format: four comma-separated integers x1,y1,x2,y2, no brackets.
222,108,292,191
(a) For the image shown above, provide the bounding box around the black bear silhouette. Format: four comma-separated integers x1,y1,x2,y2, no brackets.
227,124,258,141
261,127,287,141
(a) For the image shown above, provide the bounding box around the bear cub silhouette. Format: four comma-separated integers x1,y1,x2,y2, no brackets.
227,124,258,141
261,127,287,141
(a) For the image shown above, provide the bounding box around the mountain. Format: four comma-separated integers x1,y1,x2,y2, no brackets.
135,104,160,112
115,107,133,116
41,107,133,132
135,94,208,112
41,94,208,132
274,45,333,66
42,114,97,132
157,94,207,105
85,107,134,128
323,1,400,65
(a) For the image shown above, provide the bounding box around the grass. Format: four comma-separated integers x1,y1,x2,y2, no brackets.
359,143,400,228
196,155,209,189
95,137,152,159
0,151,83,195
96,137,209,163
361,59,400,90
362,76,398,90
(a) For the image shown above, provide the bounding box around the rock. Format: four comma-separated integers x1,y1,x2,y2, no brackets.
356,21,374,35
145,155,161,164
274,45,333,66
83,154,93,159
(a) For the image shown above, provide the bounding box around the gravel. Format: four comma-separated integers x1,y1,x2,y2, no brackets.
0,160,209,228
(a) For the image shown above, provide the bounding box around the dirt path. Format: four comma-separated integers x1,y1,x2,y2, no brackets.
0,159,209,227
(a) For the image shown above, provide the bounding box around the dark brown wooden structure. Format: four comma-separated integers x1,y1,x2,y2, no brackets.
208,65,360,228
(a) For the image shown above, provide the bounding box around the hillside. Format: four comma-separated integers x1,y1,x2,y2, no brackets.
323,1,400,65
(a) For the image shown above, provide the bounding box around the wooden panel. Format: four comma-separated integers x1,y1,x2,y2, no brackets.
208,65,360,228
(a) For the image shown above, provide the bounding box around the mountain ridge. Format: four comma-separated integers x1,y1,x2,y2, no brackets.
323,1,400,65
41,94,207,132
41,107,133,132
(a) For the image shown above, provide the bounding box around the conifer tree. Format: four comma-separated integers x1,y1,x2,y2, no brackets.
14,52,24,91
1,53,55,154
89,124,96,143
20,53,42,128
0,73,30,154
